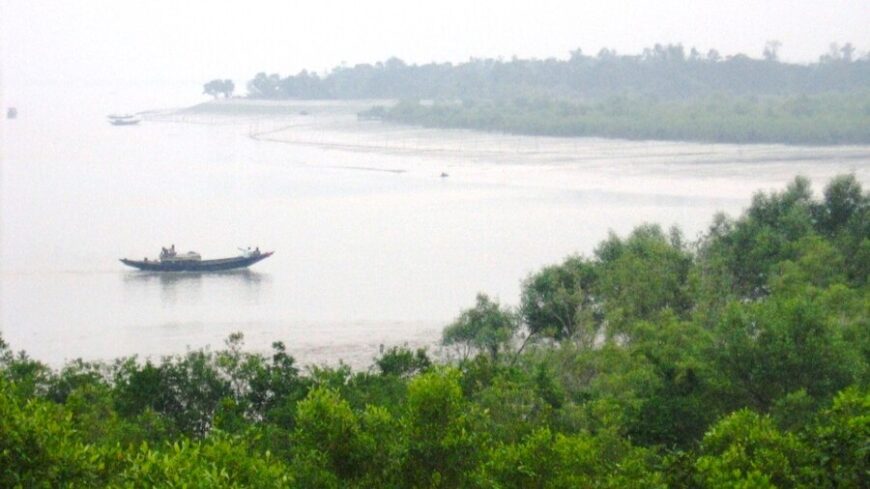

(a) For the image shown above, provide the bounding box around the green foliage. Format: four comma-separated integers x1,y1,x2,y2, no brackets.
46,359,108,404
0,377,105,487
816,174,867,236
807,387,869,488
770,389,817,432
134,350,231,437
443,293,519,360
471,368,559,444
114,437,292,488
770,236,847,293
111,335,309,439
404,368,484,487
625,317,719,447
712,292,860,412
816,174,870,284
292,386,405,487
248,45,870,102
481,428,665,488
696,410,818,488
382,91,870,145
354,404,404,487
595,225,693,335
520,256,598,342
700,176,818,298
374,345,432,377
293,387,362,477
0,348,52,400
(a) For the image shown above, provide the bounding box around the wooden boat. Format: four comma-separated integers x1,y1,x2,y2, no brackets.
108,114,141,125
120,246,273,272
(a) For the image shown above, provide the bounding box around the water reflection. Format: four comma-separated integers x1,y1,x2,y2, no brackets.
121,269,269,304
123,269,266,285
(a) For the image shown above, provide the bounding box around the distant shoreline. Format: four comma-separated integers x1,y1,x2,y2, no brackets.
369,94,870,147
175,96,870,147
178,98,395,116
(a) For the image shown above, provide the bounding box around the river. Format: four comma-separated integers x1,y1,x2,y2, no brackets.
2,85,868,367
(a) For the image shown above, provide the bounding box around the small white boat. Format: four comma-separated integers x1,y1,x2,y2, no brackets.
107,113,141,125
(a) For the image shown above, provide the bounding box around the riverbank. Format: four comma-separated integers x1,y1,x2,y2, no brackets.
155,99,870,199
177,93,870,147
180,98,393,116
171,99,870,163
367,92,870,145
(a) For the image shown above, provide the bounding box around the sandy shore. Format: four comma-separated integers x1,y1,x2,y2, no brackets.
142,98,870,200
158,99,870,164
179,97,392,116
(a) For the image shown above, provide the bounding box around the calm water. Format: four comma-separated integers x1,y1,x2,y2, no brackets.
2,86,868,367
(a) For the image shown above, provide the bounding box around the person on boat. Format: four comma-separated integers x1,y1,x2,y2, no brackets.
254,247,260,256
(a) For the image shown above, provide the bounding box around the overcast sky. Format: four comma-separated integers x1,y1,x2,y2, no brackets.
2,0,869,88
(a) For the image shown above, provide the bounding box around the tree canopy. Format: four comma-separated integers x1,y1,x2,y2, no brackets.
203,79,234,99
242,44,870,101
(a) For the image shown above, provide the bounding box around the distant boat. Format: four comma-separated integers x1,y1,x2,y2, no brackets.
120,246,273,272
6,107,17,119
107,113,141,125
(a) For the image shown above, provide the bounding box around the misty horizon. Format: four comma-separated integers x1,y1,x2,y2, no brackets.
2,0,868,90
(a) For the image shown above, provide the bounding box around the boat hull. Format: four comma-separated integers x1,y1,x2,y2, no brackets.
120,252,273,272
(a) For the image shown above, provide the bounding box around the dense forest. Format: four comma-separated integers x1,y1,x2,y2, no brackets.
245,43,869,100
240,44,870,144
2,174,868,487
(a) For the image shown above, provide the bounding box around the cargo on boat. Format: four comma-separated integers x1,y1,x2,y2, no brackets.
120,245,272,272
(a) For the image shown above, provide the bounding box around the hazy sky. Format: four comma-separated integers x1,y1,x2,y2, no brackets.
2,0,869,88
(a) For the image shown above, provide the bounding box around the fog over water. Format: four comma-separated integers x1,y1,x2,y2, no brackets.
1,86,867,367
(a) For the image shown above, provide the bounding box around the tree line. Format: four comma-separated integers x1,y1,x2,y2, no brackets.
235,44,870,144
370,91,870,144
1,174,868,487
244,43,869,100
